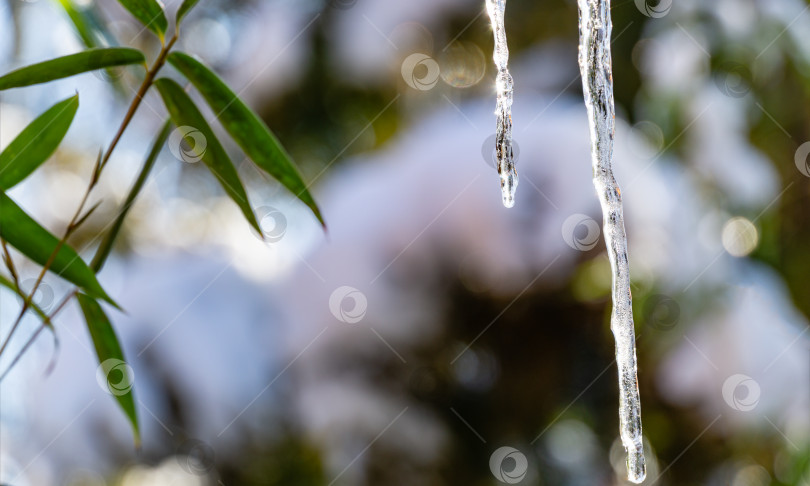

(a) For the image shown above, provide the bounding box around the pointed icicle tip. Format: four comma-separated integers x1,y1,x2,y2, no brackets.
500,167,518,208
626,445,646,483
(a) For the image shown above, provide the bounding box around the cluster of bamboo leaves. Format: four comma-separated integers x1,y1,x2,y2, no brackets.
0,0,323,444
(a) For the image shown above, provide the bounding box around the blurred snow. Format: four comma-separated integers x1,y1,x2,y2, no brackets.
7,80,805,484
331,0,472,83
1,253,284,484
211,1,318,102
659,262,810,442
1,0,809,484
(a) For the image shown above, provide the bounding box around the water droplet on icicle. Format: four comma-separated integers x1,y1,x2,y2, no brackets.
577,0,647,482
486,0,518,208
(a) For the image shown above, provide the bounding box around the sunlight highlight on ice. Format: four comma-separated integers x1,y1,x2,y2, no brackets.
577,0,646,481
485,0,518,208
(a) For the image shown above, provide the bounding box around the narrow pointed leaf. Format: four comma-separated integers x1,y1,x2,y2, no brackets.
167,52,325,227
55,0,104,48
0,95,79,190
0,192,117,306
54,0,129,95
154,78,261,233
176,0,200,26
115,0,167,38
77,293,139,444
92,120,171,272
0,48,145,90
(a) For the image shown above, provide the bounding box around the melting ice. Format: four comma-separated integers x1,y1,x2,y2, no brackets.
577,0,646,481
485,0,518,208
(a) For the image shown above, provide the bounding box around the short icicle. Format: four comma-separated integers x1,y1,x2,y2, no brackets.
576,0,646,482
485,0,518,208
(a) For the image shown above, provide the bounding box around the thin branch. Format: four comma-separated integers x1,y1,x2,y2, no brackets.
0,33,179,366
0,281,75,382
1,239,19,285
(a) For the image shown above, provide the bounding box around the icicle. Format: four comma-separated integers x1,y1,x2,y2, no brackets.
576,0,646,482
485,0,518,208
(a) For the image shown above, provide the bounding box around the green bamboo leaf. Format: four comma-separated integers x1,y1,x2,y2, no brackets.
0,95,79,190
116,0,167,39
168,52,325,227
76,293,139,444
154,78,261,233
0,192,118,306
176,0,201,26
55,0,104,48
0,48,146,91
91,120,171,272
54,0,130,95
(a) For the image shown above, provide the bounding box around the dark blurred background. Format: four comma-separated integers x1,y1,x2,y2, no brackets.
1,0,809,485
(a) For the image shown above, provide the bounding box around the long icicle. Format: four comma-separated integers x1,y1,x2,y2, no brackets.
576,0,646,482
485,0,518,208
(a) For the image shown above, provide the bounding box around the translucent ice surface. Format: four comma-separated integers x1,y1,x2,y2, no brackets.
576,0,646,482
